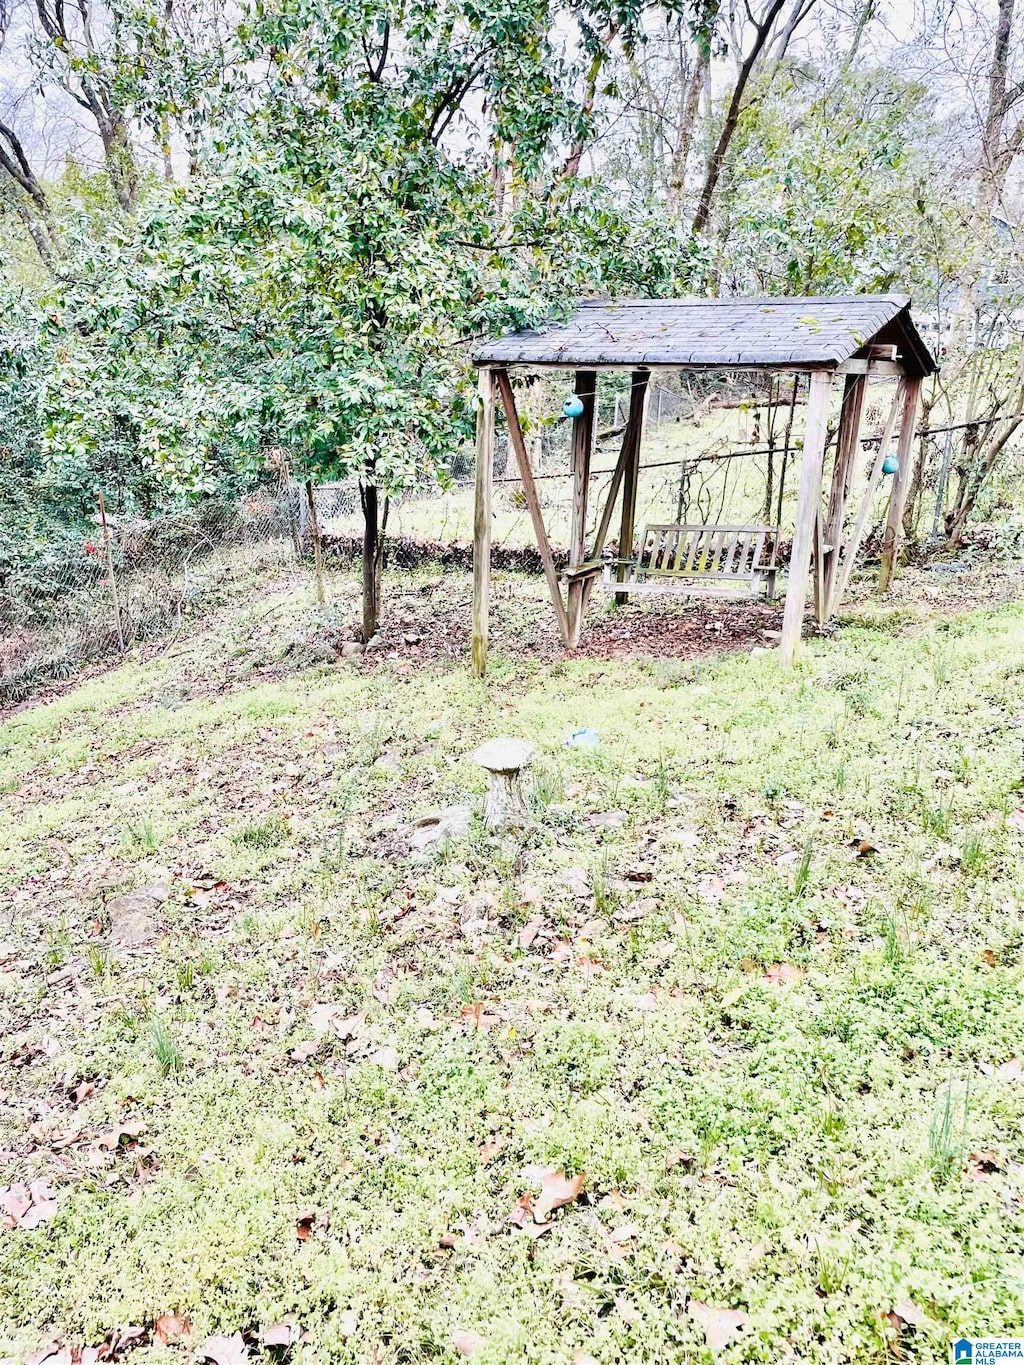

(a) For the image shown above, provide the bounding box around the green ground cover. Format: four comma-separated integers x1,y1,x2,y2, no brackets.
1,571,1023,1363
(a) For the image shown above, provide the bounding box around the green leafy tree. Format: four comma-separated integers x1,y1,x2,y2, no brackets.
718,66,942,295
39,0,687,637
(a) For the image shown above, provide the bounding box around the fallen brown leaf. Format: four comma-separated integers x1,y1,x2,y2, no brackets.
614,1295,640,1325
195,1334,248,1365
665,1149,695,1172
460,1002,501,1031
850,838,878,858
479,1136,505,1164
95,1121,147,1150
451,1330,486,1356
154,1313,191,1346
981,1057,1022,1081
609,1223,641,1244
763,963,803,985
891,1299,926,1328
261,1320,300,1347
690,1302,749,1355
533,1169,585,1223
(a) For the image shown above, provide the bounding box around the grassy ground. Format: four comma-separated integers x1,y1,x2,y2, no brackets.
2,565,1024,1364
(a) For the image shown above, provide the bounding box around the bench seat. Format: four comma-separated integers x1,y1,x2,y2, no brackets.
603,523,779,600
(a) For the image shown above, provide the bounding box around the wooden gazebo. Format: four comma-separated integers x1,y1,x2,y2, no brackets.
470,295,936,674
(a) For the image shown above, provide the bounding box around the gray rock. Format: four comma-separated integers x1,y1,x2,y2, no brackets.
406,805,472,852
108,884,167,954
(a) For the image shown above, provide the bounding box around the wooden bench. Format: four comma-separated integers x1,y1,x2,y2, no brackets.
602,523,779,599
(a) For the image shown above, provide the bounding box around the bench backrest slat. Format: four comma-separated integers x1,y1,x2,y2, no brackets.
636,524,777,580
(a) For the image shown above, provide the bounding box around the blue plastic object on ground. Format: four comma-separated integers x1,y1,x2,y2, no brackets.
566,727,600,748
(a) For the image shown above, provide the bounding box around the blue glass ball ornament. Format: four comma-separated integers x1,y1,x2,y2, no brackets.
882,455,899,476
562,395,585,419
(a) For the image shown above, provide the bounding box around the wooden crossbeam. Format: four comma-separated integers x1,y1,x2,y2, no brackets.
494,368,571,645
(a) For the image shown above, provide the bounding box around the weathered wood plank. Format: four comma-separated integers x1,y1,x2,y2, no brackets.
494,369,571,645
583,369,650,618
780,370,833,666
828,379,906,615
878,375,923,592
567,371,597,648
615,370,649,606
823,373,868,614
471,367,496,677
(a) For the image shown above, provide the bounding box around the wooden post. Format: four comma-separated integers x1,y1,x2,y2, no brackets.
583,369,650,617
494,369,571,644
615,370,648,607
812,508,825,625
98,491,126,654
822,373,868,615
878,375,923,592
305,479,326,606
471,367,496,677
779,370,833,667
828,379,905,615
567,370,596,647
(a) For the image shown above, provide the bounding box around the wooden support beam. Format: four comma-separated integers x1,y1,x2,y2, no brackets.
822,373,868,615
615,371,649,608
835,359,905,377
567,370,597,648
780,370,833,667
494,368,572,645
828,379,906,615
878,375,923,593
471,367,496,677
582,369,650,618
812,508,825,625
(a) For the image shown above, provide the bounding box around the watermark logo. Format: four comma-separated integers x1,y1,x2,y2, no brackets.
953,1340,1024,1363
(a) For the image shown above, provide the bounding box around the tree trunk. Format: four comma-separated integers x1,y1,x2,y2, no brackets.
666,45,707,218
901,392,932,537
360,482,389,641
692,0,789,235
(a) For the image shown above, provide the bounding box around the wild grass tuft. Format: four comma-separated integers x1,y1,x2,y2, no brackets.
150,1019,184,1078
234,815,289,849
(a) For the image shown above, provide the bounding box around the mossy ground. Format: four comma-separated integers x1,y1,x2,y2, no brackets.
1,565,1023,1364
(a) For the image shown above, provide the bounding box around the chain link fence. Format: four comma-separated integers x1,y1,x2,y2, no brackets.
7,379,1024,708
0,488,303,705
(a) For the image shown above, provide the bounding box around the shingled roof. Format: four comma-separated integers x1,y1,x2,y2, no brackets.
474,295,936,376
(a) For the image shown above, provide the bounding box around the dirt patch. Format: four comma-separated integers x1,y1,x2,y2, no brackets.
575,598,785,660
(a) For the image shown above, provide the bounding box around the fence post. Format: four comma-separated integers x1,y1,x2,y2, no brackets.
305,479,326,605
297,479,309,549
98,491,126,653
